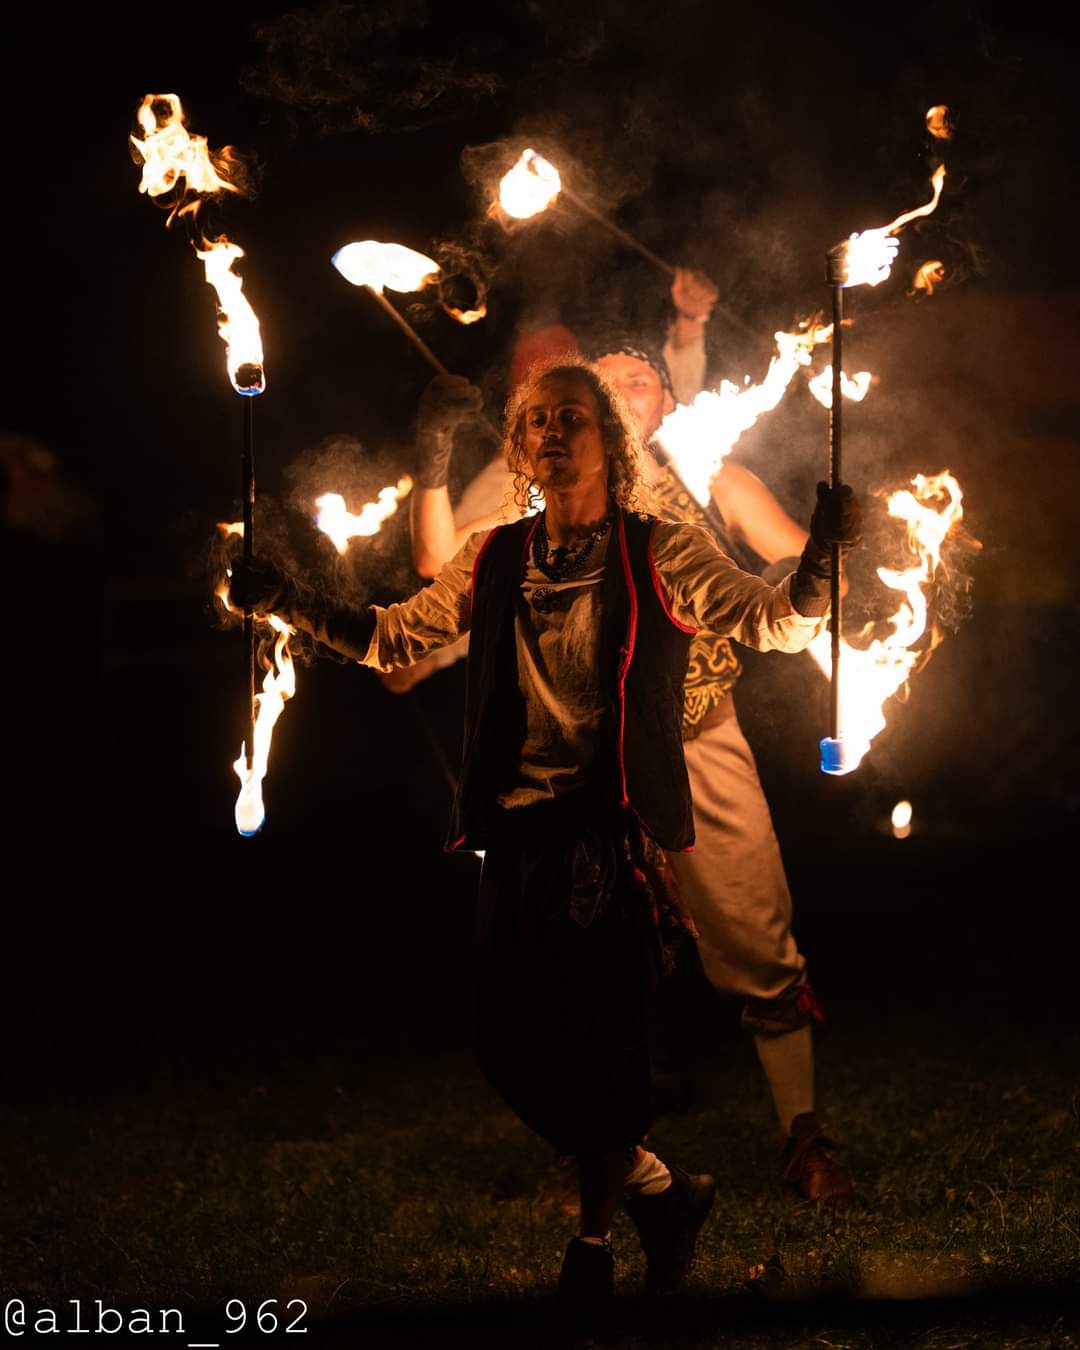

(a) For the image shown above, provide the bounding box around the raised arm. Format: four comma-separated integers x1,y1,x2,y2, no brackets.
662,267,718,405
411,373,486,576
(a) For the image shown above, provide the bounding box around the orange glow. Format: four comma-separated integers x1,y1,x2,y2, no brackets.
891,800,913,839
444,303,487,325
926,106,952,140
314,476,414,553
332,241,439,294
217,520,244,537
498,149,561,219
910,260,947,296
808,472,966,771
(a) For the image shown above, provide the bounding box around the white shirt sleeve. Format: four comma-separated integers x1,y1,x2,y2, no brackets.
650,520,824,653
662,326,708,407
366,530,489,671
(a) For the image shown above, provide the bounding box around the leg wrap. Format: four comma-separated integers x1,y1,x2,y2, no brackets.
741,982,826,1038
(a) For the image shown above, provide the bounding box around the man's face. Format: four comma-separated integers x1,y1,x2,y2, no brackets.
596,353,674,441
523,371,607,495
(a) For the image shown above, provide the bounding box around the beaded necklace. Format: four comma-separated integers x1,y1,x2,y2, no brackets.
530,514,611,612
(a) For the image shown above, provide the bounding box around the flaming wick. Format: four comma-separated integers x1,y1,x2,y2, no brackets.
829,165,947,289
331,241,448,375
497,149,756,339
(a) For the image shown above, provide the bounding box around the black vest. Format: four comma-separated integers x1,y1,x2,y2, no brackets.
447,510,695,852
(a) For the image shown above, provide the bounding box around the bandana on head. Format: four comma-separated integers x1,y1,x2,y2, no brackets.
582,332,674,398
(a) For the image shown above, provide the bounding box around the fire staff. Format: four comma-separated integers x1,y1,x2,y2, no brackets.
228,361,859,1301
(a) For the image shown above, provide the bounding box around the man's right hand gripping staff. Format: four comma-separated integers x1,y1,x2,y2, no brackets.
789,483,862,617
228,555,377,663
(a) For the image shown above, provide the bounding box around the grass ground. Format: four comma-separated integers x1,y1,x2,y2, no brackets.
2,986,1077,1349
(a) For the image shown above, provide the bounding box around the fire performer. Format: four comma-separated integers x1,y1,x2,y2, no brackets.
406,339,856,1205
228,361,859,1299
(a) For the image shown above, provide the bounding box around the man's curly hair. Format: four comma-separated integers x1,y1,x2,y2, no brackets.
503,358,648,514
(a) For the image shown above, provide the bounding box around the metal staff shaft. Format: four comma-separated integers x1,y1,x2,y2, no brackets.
367,287,449,375
242,396,255,771
365,289,509,454
560,183,675,276
558,183,759,342
829,283,843,742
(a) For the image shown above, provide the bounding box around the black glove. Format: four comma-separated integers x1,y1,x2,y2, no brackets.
790,483,861,617
228,556,377,661
228,555,292,614
809,481,861,552
415,374,484,489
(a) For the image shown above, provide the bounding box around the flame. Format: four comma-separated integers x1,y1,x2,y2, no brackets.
808,471,965,772
909,260,946,296
807,366,873,409
654,323,830,504
884,164,947,235
130,93,243,225
233,614,297,836
195,238,265,394
835,165,947,288
891,800,913,839
132,94,265,395
444,303,487,325
315,476,413,553
926,106,952,140
498,149,561,219
217,520,244,537
331,241,439,294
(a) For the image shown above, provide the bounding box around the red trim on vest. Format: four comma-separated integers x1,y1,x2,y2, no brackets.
469,527,499,599
519,516,541,575
647,522,698,635
616,515,638,808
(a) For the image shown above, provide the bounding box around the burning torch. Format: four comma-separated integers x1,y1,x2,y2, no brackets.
819,164,946,775
131,94,274,835
331,241,449,375
496,149,756,340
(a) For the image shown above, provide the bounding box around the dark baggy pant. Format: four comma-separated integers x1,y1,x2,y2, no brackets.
474,800,661,1155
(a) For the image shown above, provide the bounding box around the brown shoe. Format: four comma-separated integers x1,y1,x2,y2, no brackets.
780,1113,854,1205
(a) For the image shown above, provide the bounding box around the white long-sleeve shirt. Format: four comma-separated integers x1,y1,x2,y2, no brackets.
358,520,823,806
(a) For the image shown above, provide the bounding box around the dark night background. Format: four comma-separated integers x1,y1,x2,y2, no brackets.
3,1,1079,1337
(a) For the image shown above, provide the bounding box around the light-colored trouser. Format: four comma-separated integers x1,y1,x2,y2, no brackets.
669,708,807,1003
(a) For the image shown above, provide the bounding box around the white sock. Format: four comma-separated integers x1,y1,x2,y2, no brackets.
754,1026,815,1136
623,1149,671,1197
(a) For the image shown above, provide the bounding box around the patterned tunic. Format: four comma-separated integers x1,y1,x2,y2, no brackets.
649,470,742,740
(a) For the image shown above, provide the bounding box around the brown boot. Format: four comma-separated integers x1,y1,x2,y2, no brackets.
780,1113,854,1206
